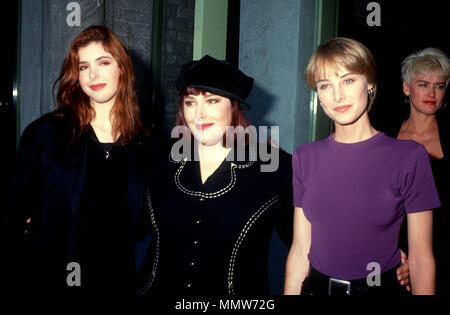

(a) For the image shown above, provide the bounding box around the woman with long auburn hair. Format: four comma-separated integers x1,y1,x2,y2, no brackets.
2,25,149,296
55,24,146,144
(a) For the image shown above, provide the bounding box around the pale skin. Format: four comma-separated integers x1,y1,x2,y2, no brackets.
284,63,433,295
78,42,121,143
398,71,447,160
183,92,233,184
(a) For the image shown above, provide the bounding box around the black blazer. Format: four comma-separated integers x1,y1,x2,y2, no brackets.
1,113,149,294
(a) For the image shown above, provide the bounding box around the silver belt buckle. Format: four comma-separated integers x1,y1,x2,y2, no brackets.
328,277,351,295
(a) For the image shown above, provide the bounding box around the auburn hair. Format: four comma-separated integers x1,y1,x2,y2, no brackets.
54,25,146,145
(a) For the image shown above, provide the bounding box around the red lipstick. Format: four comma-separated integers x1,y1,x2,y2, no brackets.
89,84,106,91
196,123,214,130
424,100,436,105
334,105,352,113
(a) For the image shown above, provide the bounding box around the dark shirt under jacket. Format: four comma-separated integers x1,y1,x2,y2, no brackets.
77,126,134,293
1,113,149,296
137,144,293,297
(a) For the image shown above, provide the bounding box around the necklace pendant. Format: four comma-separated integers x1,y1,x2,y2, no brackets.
105,151,110,159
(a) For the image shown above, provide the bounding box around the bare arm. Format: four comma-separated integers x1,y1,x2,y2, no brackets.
284,207,311,295
407,210,435,295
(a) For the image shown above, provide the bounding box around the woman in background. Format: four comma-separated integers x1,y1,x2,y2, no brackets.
397,48,450,294
2,25,149,296
285,38,439,295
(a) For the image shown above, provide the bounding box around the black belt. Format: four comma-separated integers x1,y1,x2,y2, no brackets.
302,264,405,296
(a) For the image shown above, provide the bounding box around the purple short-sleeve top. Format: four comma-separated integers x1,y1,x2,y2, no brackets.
292,132,441,280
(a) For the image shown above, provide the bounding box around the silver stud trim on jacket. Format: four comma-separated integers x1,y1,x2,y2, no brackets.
173,157,254,199
227,195,280,295
136,189,160,295
169,153,255,169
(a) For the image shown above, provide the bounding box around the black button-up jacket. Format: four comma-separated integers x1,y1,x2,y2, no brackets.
138,144,293,296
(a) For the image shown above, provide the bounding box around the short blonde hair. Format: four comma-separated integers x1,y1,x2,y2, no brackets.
401,47,450,86
305,37,378,109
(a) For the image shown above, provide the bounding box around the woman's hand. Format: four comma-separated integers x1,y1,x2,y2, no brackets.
396,250,411,292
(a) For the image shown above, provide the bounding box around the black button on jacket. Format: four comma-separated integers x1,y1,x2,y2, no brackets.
138,144,293,296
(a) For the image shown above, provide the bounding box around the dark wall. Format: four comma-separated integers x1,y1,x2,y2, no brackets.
338,0,450,136
106,0,154,127
110,0,196,133
17,0,195,136
158,0,195,135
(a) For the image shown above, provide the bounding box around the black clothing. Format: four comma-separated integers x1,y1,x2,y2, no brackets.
138,144,293,296
301,264,408,296
387,107,449,159
2,113,149,295
387,109,449,295
77,126,134,293
175,55,254,106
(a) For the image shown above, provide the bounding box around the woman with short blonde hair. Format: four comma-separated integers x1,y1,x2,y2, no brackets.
397,47,450,295
285,38,440,295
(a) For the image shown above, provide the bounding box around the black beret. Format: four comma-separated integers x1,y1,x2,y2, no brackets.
175,55,254,107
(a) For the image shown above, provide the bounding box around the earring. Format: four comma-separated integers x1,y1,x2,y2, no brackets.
404,96,410,105
368,88,374,97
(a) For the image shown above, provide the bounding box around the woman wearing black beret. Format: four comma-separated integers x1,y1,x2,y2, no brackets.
137,55,294,296
137,54,412,298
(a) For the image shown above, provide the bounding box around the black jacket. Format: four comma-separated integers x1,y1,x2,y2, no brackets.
1,113,149,295
137,144,293,296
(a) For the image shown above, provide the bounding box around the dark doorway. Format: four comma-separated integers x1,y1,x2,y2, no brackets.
0,0,19,212
337,0,449,136
226,0,241,66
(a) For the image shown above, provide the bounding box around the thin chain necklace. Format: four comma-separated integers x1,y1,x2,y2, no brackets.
89,124,114,160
